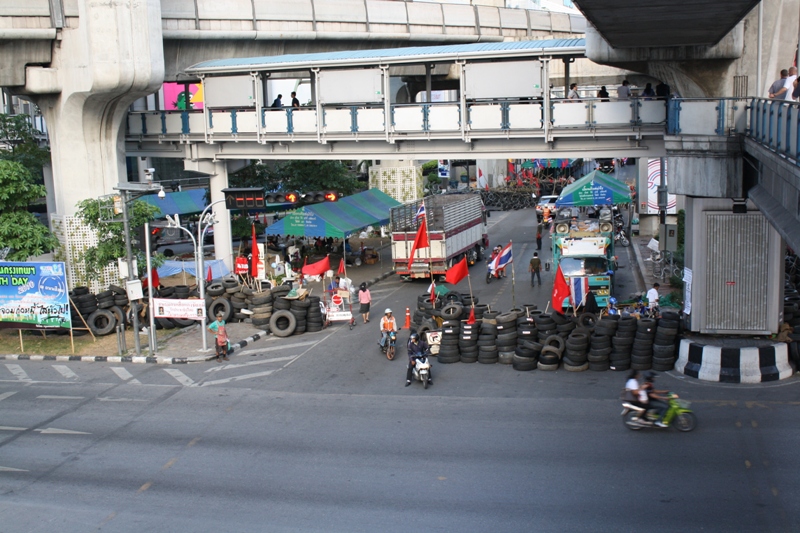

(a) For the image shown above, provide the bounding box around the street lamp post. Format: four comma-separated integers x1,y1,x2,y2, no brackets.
197,200,225,351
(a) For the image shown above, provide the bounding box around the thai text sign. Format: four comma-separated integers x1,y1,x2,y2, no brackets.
0,262,70,330
153,298,206,320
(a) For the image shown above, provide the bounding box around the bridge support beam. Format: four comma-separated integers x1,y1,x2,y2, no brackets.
664,136,743,198
19,0,164,216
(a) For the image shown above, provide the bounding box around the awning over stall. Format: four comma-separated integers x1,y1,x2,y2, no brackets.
555,170,632,207
265,188,401,238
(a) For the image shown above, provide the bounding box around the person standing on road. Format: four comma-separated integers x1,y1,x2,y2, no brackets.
529,252,542,287
207,312,230,362
647,282,660,312
358,282,371,324
536,223,543,250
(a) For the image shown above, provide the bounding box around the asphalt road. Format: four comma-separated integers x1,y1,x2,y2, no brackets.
2,208,799,532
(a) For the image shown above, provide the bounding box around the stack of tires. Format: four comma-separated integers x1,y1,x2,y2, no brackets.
153,285,198,329
270,286,296,338
652,309,680,370
230,287,250,322
478,311,499,364
440,301,464,324
553,312,577,338
539,334,563,370
412,294,441,333
513,340,540,370
516,309,538,348
290,298,310,335
306,296,324,333
610,316,637,369
250,290,273,331
459,319,479,363
437,320,461,364
207,279,234,322
630,318,657,370
535,313,557,343
495,312,518,364
587,317,616,371
563,332,589,371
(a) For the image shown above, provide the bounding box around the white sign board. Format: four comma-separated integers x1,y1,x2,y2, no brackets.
126,280,143,301
646,159,677,215
682,268,692,315
153,298,206,320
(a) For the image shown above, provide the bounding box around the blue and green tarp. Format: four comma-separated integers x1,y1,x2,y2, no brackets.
265,188,401,238
139,189,209,218
555,170,632,207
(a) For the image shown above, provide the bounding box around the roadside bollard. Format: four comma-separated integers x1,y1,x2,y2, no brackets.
116,324,127,356
404,307,411,329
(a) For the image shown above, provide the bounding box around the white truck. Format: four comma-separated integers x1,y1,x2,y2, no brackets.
391,194,488,279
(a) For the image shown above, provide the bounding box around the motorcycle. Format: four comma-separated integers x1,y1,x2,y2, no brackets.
614,226,630,247
410,352,432,389
486,261,506,284
621,392,697,431
380,330,398,360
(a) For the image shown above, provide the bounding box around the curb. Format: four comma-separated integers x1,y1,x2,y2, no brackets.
185,330,269,363
674,339,796,383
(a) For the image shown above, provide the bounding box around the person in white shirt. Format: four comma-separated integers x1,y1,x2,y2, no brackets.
646,282,660,310
567,83,581,101
617,80,631,100
785,66,798,101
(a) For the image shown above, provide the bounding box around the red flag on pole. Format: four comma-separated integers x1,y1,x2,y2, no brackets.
427,280,436,304
206,265,212,282
466,307,476,324
444,256,469,285
551,264,570,315
301,255,331,276
151,267,159,288
337,258,346,275
407,218,429,270
250,224,259,277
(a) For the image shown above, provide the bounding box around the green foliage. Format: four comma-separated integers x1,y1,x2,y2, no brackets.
0,114,50,175
421,160,438,176
230,160,363,196
75,197,162,280
0,160,58,260
230,214,265,240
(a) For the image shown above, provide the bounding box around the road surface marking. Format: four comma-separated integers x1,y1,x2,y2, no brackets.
53,365,78,379
187,437,200,447
34,428,91,435
164,369,195,387
0,426,26,431
745,460,751,469
98,397,148,402
0,391,17,402
137,481,152,493
0,466,28,472
5,364,31,382
162,458,178,470
111,367,141,384
236,340,319,357
36,395,84,400
205,355,296,372
201,369,276,386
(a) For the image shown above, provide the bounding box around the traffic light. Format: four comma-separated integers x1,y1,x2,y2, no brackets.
222,188,265,210
305,191,339,203
133,225,160,253
323,191,339,202
265,192,300,204
263,191,338,205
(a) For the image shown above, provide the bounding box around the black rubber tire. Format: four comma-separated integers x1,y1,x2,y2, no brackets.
171,317,196,328
564,362,589,372
588,361,610,371
270,310,297,338
441,303,464,320
543,335,565,353
87,309,117,336
208,298,233,322
207,282,225,297
577,313,597,328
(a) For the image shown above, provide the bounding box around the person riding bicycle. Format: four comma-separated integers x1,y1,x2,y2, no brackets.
406,332,432,387
642,371,669,427
378,308,398,351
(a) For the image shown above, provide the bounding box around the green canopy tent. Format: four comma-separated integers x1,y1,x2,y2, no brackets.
555,170,632,207
264,188,401,238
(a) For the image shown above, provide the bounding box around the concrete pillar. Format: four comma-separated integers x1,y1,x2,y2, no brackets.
22,0,164,216
42,163,55,217
210,161,234,271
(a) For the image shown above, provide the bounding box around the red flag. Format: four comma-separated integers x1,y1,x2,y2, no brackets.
206,265,212,282
250,224,259,277
466,307,476,324
337,258,346,275
151,267,159,288
427,280,436,304
407,218,429,270
551,265,570,314
444,256,469,285
301,255,330,276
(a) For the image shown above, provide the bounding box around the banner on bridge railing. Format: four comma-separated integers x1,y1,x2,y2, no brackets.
0,262,71,330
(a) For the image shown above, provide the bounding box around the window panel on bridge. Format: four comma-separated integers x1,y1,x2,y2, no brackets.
428,104,460,132
677,101,720,136
324,108,354,133
211,110,233,135
393,106,425,132
263,109,289,133
236,110,258,134
552,101,589,128
468,104,502,130
356,108,385,133
508,103,543,130
592,101,634,126
638,100,668,125
164,112,183,134
292,110,317,134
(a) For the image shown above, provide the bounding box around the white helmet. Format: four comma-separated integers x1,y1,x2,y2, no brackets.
384,308,392,314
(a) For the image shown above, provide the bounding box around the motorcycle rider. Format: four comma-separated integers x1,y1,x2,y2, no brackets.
642,372,669,427
624,370,649,420
489,245,506,278
406,332,432,387
378,308,398,351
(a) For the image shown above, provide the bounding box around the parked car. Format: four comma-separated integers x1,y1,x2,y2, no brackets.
596,159,615,173
535,195,559,215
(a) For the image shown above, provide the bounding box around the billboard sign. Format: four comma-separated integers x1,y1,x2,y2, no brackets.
0,262,71,329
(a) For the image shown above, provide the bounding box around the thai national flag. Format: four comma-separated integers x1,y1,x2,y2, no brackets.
570,277,590,307
489,243,513,274
414,203,426,222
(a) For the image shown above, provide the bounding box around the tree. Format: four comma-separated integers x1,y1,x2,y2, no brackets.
0,160,58,260
75,196,162,280
0,113,50,176
230,160,363,196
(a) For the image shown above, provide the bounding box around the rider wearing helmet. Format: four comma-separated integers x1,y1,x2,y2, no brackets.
642,372,669,427
378,308,398,350
406,332,432,387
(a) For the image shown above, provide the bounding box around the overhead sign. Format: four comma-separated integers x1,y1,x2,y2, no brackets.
153,298,206,320
0,262,70,330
